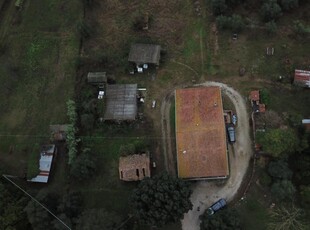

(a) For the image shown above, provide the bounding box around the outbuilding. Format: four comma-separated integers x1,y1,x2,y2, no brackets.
128,43,161,67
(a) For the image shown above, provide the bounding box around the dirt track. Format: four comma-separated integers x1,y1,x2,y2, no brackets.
161,81,253,230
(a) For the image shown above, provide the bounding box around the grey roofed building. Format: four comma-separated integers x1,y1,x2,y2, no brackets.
87,72,107,85
128,43,161,65
104,84,138,120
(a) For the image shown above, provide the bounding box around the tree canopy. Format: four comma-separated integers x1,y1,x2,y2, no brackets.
130,173,193,227
260,0,282,22
271,180,296,201
257,128,299,158
268,160,293,180
70,149,97,181
200,208,242,230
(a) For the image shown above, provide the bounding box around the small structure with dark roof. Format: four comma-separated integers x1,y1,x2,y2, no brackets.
87,72,107,85
104,84,138,121
49,124,69,141
119,153,151,181
294,69,310,88
28,145,57,183
302,119,310,132
128,43,161,66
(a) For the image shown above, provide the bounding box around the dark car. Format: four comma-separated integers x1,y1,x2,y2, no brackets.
227,125,236,143
207,198,227,215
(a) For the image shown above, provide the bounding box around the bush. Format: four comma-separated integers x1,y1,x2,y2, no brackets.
216,14,245,32
260,171,272,186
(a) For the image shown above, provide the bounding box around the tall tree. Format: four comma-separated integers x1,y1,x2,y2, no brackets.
130,173,192,227
212,0,228,16
70,149,97,181
200,208,242,230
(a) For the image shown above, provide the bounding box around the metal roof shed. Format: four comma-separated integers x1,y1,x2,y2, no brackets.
87,72,107,85
104,84,138,121
128,44,161,65
294,69,310,88
28,145,57,183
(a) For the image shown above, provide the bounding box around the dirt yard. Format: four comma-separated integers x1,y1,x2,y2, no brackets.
161,81,253,230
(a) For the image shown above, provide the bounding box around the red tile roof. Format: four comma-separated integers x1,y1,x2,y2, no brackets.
175,87,229,180
250,90,260,101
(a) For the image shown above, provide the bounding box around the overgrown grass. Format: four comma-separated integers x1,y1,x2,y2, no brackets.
0,0,82,174
237,193,270,230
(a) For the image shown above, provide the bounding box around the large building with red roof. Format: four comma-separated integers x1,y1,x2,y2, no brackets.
175,87,229,180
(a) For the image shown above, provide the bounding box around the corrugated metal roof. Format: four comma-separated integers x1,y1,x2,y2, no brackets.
294,69,310,88
104,84,138,120
87,72,107,84
128,44,161,65
28,145,56,183
175,87,229,180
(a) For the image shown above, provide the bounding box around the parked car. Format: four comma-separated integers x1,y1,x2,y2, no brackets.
207,198,227,215
152,100,156,108
227,125,236,143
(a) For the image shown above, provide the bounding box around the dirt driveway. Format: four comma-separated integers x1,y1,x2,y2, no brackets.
161,81,253,230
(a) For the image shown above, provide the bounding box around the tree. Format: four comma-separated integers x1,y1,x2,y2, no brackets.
57,191,83,218
80,113,94,131
70,149,97,181
119,143,136,156
266,20,277,34
271,180,296,201
216,15,231,30
130,173,193,227
293,20,310,37
268,160,293,180
212,0,228,16
75,209,122,230
0,182,29,230
280,0,299,11
230,14,245,32
260,0,282,22
257,128,299,157
299,185,310,208
293,153,310,185
200,208,242,230
268,205,306,230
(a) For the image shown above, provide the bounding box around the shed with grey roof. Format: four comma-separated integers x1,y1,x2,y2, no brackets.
104,84,138,121
128,44,161,66
87,72,107,85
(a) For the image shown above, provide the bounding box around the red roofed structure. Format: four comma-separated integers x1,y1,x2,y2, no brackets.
175,87,229,180
294,69,310,88
250,90,260,102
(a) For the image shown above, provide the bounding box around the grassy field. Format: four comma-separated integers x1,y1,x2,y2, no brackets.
0,0,82,174
0,0,309,229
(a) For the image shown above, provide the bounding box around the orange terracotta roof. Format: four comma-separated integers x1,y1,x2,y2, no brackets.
259,104,266,113
175,87,229,179
250,90,260,101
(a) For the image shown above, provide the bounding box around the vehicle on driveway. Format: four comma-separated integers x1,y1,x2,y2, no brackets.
227,124,236,143
207,198,227,215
